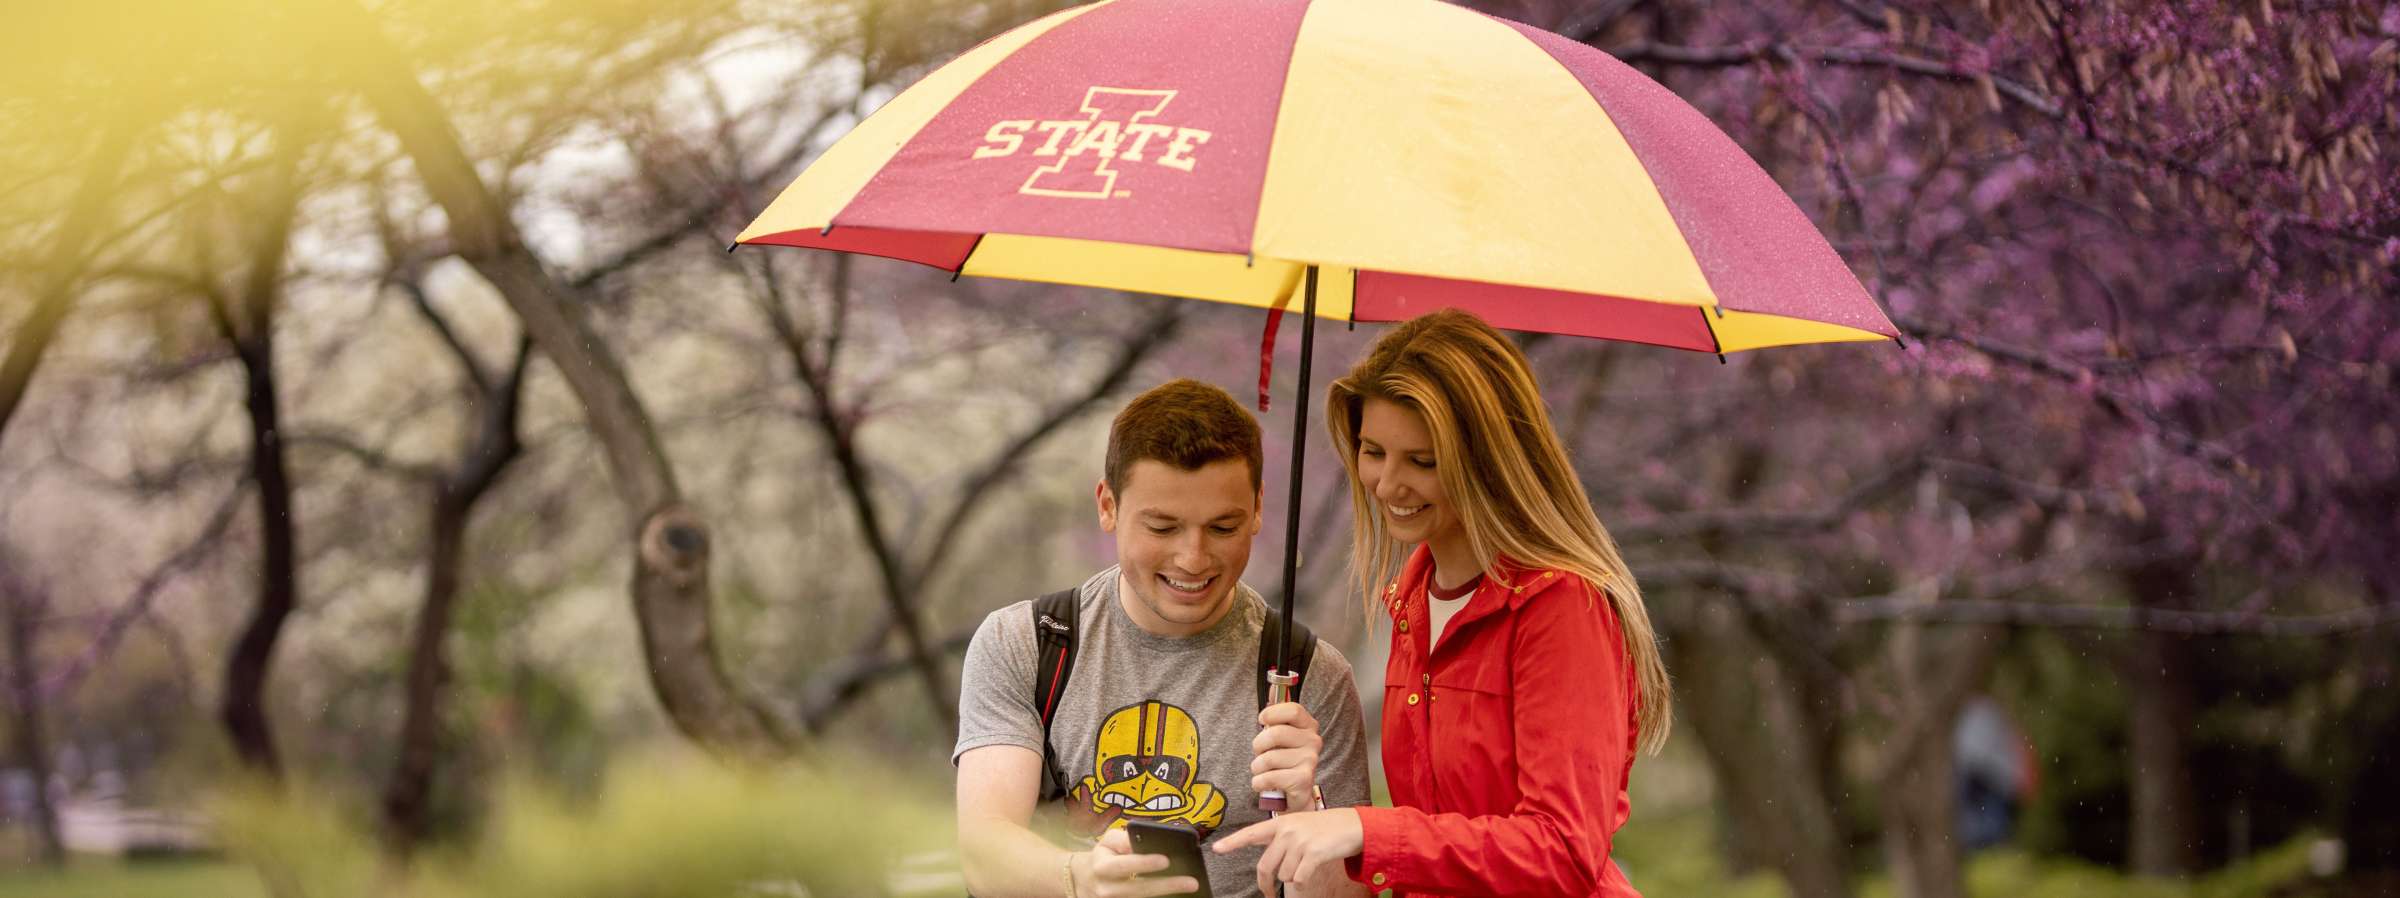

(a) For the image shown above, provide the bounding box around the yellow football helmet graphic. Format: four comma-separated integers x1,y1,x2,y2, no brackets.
1071,700,1224,834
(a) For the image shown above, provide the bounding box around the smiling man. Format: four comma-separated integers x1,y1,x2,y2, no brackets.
955,379,1370,898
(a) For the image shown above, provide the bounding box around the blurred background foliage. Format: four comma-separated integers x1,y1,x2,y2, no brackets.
2,0,2395,896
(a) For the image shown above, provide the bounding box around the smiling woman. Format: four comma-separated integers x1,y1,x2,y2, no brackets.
1214,308,1668,898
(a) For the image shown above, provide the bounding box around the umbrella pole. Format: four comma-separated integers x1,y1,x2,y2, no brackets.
1275,265,1319,674
1256,265,1318,818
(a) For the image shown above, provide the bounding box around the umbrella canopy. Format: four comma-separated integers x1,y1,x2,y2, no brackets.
736,0,1899,353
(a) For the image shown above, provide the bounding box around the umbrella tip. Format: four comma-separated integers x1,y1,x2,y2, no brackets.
951,269,964,283
725,242,739,254
820,224,835,237
1245,252,1254,268
1716,352,1728,365
1894,334,1909,350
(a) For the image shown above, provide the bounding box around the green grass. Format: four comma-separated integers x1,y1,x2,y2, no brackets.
1609,806,1803,898
4,761,2350,898
0,857,266,898
205,751,956,898
1607,794,2338,898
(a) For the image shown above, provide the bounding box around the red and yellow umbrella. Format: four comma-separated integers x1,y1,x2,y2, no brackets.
736,0,1899,358
735,0,1900,678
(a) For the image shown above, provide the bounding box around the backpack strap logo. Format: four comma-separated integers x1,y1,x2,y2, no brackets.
1036,613,1072,638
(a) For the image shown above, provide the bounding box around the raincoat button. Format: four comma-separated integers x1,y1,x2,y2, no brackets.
1398,620,1410,633
1406,693,1420,706
1372,873,1388,886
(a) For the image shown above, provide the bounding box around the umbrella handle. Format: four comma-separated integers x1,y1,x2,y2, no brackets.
1257,669,1301,812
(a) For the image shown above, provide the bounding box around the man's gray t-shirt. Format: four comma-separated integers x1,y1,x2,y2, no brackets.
955,566,1371,898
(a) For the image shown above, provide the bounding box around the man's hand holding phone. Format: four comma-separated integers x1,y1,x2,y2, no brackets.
1080,825,1206,898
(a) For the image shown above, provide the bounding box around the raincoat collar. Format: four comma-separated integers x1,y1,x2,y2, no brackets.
1384,545,1567,652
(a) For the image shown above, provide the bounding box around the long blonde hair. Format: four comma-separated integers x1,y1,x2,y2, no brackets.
1327,309,1671,754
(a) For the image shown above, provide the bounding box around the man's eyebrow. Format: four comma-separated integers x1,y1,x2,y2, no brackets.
1136,510,1246,523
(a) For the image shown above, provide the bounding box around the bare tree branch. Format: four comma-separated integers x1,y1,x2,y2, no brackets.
391,271,494,396
1609,35,2392,249
905,304,1184,594
747,246,956,727
286,430,447,483
0,121,137,451
1834,596,2400,635
1896,314,2249,472
1609,39,2060,115
1557,0,1644,43
39,479,251,701
569,100,852,292
1618,455,1924,543
799,625,977,732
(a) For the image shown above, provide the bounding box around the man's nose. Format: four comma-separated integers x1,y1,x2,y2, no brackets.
1173,529,1208,568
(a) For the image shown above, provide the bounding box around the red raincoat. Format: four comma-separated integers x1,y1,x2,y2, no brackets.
1346,546,1641,897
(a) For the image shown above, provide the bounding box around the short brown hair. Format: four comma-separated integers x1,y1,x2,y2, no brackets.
1105,379,1263,497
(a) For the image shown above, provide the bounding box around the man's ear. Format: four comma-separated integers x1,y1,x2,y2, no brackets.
1096,479,1118,532
1252,489,1266,531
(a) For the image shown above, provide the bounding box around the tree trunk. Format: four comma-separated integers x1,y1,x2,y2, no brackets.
2121,560,2202,876
215,123,309,777
1664,434,1856,898
217,320,297,775
383,342,528,851
1671,603,1855,898
2341,657,2400,872
1880,734,1963,898
330,0,784,755
380,497,471,849
1874,626,2005,898
2,584,66,866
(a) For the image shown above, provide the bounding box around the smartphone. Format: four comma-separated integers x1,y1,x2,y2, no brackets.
1124,820,1213,898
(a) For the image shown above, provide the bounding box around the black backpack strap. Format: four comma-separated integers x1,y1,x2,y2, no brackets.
1257,606,1318,710
1030,588,1081,802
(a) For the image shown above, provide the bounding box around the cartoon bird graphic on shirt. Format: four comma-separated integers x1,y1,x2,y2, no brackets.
1066,700,1225,837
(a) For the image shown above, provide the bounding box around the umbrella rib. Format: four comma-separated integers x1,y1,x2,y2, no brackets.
1707,305,1727,364
951,233,987,282
1347,268,1358,332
